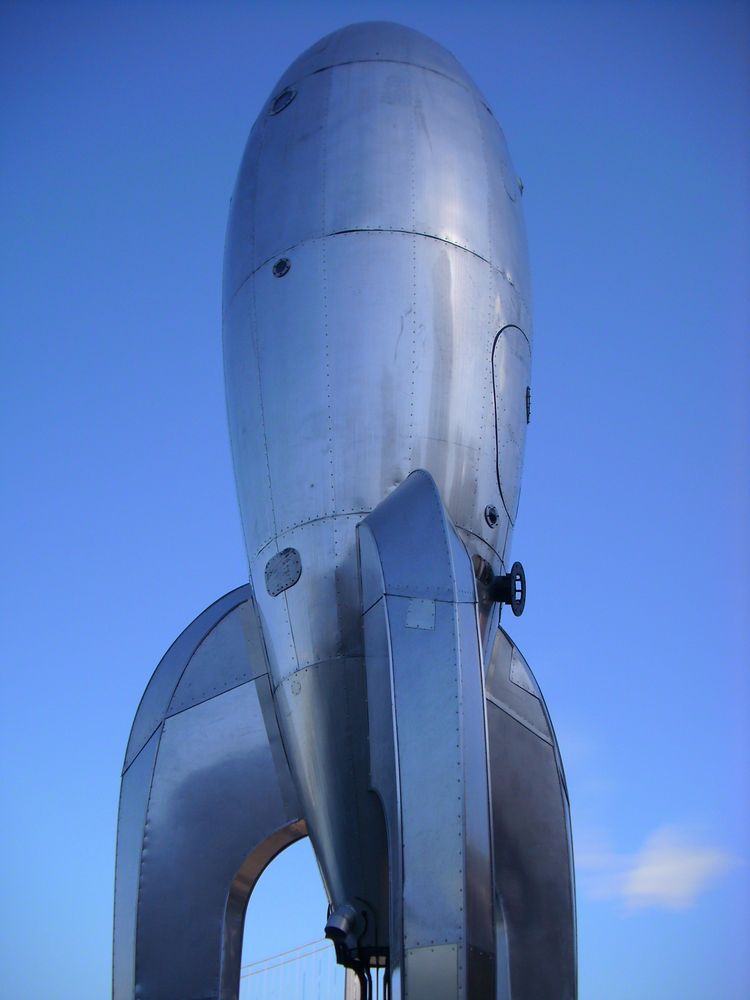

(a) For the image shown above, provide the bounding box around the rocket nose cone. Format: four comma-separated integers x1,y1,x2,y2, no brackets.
273,21,477,93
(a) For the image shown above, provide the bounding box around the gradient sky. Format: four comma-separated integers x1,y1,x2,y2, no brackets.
2,2,748,998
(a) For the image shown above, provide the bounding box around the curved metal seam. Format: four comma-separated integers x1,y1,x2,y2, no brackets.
271,655,362,694
485,692,552,746
454,525,504,570
251,509,371,563
129,601,265,992
123,591,251,774
288,56,478,99
163,671,270,723
121,724,163,776
226,228,517,308
490,324,530,524
383,592,477,605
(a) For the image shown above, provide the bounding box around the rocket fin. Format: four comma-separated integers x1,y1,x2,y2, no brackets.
113,585,305,1000
485,628,577,999
358,470,495,999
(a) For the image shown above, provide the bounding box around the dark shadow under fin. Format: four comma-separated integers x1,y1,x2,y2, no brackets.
486,627,577,999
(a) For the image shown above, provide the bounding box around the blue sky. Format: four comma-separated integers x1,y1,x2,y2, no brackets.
1,1,748,997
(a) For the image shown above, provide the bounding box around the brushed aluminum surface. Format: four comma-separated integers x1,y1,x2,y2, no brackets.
116,20,575,1000
224,22,531,581
113,587,305,1000
359,471,495,998
222,21,535,985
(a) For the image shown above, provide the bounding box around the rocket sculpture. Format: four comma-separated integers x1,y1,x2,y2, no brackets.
113,22,576,1000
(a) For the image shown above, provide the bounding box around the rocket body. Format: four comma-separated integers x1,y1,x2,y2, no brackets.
223,21,532,941
114,22,576,1000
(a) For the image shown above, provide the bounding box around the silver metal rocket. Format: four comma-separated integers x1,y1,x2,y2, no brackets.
113,22,576,1000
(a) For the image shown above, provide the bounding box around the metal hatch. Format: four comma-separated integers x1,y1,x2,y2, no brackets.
492,325,531,523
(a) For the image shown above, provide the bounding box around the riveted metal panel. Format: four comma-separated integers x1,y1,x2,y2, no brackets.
456,600,494,958
167,598,267,716
253,244,331,537
478,107,531,301
114,592,308,1000
224,26,533,569
217,20,544,995
388,593,465,948
361,470,474,603
134,679,303,1000
405,598,435,630
410,67,489,261
319,57,489,261
252,69,331,270
324,62,416,234
322,231,415,515
264,546,302,597
113,729,160,1000
408,238,488,537
222,281,276,559
359,471,496,997
273,658,388,928
361,594,403,971
404,944,458,1000
286,515,365,666
250,516,365,682
124,587,251,770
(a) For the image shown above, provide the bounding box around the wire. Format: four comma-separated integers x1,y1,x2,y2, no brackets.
241,938,329,970
240,942,330,979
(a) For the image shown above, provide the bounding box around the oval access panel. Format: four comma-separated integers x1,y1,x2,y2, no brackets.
492,325,531,523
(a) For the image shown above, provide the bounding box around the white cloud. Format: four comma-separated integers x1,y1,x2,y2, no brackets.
576,825,739,911
622,827,737,910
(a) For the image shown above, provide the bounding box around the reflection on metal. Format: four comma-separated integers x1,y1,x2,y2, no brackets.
114,20,576,1000
113,587,306,1000
359,472,494,998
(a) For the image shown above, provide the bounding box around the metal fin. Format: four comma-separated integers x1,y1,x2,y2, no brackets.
113,585,305,1000
485,628,577,999
358,470,495,999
